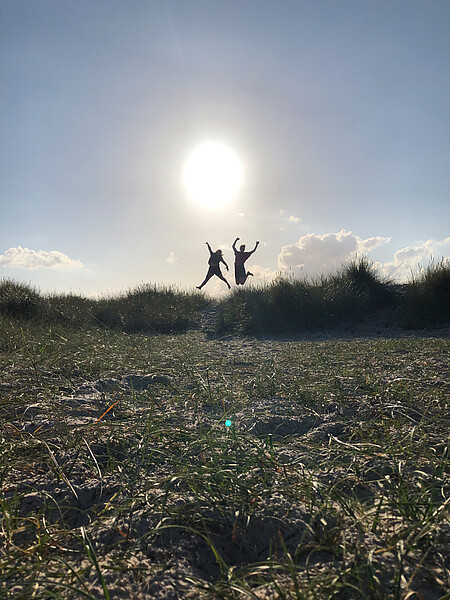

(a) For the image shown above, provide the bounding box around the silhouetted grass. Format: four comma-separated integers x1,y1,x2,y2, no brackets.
0,279,44,321
1,258,449,337
397,259,450,329
216,258,397,336
0,279,209,334
93,283,209,333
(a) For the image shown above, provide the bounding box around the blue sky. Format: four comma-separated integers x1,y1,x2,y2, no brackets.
1,0,449,296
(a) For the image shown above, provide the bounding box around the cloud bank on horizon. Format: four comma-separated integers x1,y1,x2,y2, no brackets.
278,230,391,275
277,231,450,282
0,246,83,271
375,237,450,281
2,233,449,290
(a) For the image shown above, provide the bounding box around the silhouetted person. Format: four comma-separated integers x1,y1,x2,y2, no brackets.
232,237,259,285
197,242,231,290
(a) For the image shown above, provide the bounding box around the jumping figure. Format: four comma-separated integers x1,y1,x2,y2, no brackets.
232,237,259,285
197,242,231,290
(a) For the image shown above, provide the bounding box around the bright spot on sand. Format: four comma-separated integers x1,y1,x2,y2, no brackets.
183,142,243,208
225,420,232,427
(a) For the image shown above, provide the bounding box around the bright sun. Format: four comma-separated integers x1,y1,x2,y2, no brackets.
183,142,243,208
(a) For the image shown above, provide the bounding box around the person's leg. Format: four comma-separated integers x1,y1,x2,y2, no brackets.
235,264,246,285
197,268,214,289
237,265,254,285
216,271,231,289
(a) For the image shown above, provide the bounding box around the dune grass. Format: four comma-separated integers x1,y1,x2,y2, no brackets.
1,258,449,338
0,279,210,334
0,313,449,598
397,259,450,330
215,258,450,336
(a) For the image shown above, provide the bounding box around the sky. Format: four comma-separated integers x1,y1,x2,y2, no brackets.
1,0,449,297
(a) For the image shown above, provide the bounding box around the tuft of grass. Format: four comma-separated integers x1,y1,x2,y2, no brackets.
92,283,209,334
323,257,394,319
0,278,43,321
397,259,450,329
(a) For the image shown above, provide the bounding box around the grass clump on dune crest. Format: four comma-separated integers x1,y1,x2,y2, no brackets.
93,283,210,333
0,279,210,334
216,258,450,336
0,278,44,321
1,257,449,338
216,258,396,336
398,258,450,329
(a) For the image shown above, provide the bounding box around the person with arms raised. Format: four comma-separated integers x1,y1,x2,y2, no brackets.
232,237,259,285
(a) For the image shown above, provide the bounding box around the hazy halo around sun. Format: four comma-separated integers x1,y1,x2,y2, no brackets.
183,142,243,208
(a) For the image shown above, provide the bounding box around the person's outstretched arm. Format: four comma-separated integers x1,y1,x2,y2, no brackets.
205,242,213,255
221,256,229,271
250,240,260,254
232,237,239,253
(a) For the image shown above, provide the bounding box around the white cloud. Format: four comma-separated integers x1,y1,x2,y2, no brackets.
250,264,277,282
376,237,450,281
0,246,83,270
277,231,450,282
423,237,450,254
278,229,390,275
278,210,301,227
358,235,392,252
166,252,178,264
217,242,232,252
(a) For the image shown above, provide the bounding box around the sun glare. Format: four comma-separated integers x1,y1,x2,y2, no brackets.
183,142,243,208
